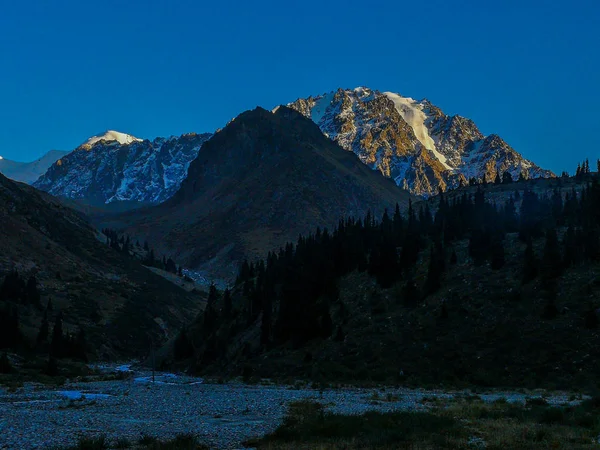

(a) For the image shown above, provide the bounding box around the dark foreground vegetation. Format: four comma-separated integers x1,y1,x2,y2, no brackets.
52,433,208,450
247,397,600,449
171,172,600,390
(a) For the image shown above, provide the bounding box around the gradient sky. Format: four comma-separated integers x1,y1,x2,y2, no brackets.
1,0,598,173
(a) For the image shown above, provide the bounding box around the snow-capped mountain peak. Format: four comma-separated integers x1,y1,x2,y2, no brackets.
288,87,553,196
81,130,143,148
382,92,452,170
35,132,213,206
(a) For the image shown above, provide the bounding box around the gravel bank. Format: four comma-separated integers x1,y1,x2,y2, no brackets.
0,367,586,449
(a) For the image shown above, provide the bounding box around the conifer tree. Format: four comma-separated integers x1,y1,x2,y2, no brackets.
26,275,40,306
73,328,87,361
397,277,418,307
503,198,519,232
425,243,444,294
174,328,194,360
37,311,49,345
165,257,177,273
203,284,219,336
562,226,578,268
541,283,559,319
450,249,458,265
490,236,505,270
584,307,599,329
0,306,21,350
223,288,232,319
320,307,333,339
260,297,272,347
522,238,538,284
0,353,12,374
514,189,521,201
542,228,562,279
45,356,58,376
50,312,64,357
440,302,449,319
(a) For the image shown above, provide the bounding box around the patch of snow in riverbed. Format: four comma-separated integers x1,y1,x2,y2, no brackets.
60,391,113,400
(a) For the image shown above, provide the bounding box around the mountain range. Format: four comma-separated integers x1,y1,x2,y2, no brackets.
2,84,599,399
0,150,67,184
97,106,413,279
34,130,212,207
289,87,554,196
1,86,553,210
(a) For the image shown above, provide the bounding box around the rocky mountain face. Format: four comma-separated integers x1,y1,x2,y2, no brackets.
0,150,68,184
34,130,212,207
98,106,414,280
0,172,202,358
289,87,554,196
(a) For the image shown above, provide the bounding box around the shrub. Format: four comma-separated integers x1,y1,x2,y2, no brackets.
0,353,13,374
525,397,549,407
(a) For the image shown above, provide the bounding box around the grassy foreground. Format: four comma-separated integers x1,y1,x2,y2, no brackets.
52,434,208,450
246,397,600,449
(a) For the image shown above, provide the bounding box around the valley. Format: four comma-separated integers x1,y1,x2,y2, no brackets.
1,87,598,450
0,364,592,449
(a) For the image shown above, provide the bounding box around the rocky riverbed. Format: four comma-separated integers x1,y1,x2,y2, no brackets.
0,364,588,449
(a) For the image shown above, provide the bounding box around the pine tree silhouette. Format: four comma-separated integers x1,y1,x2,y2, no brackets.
37,311,49,345
522,238,538,284
50,312,64,357
542,229,563,279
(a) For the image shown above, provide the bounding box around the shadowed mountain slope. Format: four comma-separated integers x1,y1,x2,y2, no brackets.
0,173,203,359
98,106,415,279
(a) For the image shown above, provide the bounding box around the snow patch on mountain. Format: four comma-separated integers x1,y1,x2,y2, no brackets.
311,92,335,125
383,92,452,170
83,130,143,147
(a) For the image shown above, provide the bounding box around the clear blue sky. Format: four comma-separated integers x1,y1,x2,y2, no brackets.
1,0,598,173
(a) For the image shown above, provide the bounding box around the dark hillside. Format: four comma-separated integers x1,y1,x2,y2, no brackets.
98,106,414,280
175,174,600,390
0,174,204,363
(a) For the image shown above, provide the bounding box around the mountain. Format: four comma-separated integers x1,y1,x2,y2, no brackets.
34,130,212,207
98,106,415,279
288,87,554,196
0,150,68,184
0,172,203,359
177,173,600,391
